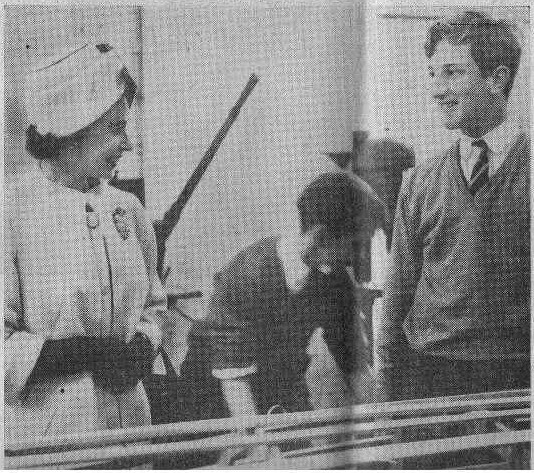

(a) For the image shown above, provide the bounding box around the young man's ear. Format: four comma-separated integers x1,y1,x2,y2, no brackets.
487,65,511,95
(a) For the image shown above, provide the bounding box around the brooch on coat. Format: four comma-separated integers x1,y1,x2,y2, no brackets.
85,203,99,230
112,207,130,240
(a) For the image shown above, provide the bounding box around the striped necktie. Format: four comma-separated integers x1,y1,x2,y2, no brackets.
469,139,489,195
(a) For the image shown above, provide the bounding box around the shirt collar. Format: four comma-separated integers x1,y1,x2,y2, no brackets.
481,115,519,155
459,115,520,159
276,234,311,293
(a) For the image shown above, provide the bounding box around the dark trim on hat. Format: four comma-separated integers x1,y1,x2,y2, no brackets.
36,43,89,72
96,43,113,53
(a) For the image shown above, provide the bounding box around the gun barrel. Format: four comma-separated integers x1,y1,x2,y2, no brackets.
155,74,260,275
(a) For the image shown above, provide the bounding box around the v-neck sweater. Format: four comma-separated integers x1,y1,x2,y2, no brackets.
382,132,529,360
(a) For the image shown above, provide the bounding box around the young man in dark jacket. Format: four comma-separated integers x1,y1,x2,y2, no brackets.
205,172,385,419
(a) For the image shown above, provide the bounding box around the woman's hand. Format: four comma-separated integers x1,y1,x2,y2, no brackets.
127,333,155,381
94,333,155,394
28,336,127,380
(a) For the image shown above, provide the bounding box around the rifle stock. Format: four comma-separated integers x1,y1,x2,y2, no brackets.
154,73,260,278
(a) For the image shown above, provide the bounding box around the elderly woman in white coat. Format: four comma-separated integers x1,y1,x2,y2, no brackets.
5,43,165,447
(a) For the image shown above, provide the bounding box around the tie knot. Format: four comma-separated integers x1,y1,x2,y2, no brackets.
472,139,488,151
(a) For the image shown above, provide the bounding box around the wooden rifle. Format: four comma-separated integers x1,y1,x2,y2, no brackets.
153,73,260,279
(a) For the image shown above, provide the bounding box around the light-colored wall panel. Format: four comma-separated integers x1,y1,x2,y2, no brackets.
141,3,365,317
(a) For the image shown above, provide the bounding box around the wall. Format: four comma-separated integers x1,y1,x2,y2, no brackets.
141,1,366,318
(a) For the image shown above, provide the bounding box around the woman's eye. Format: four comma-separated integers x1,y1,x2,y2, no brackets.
448,67,464,76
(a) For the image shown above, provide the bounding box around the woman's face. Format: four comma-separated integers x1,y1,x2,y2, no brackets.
65,97,133,180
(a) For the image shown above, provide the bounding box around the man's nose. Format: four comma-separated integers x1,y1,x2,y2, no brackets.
432,73,449,100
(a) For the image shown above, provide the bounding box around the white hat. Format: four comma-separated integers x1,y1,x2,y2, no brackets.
24,43,136,136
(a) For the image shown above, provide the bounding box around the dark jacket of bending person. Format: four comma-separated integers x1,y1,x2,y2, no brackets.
190,172,385,464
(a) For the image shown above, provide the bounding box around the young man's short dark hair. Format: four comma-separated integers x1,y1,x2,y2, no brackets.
297,172,386,237
425,10,521,97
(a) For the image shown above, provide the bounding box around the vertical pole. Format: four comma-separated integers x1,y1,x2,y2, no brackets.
134,6,145,187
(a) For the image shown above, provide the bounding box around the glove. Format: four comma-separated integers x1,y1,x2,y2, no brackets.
28,336,129,381
127,332,156,381
95,333,155,395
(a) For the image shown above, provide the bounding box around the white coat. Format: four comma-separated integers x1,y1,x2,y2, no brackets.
4,167,165,444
